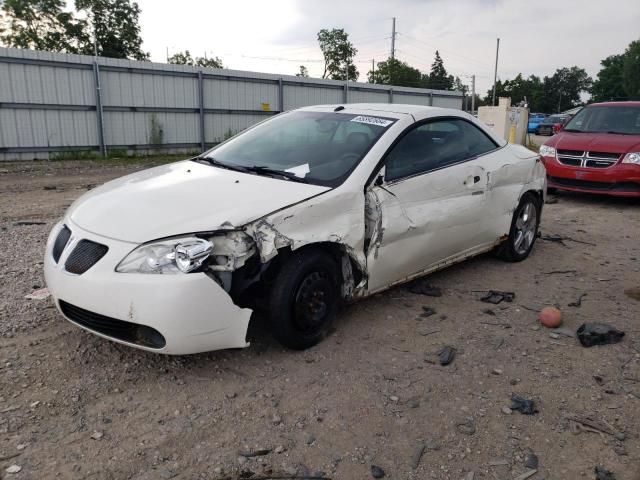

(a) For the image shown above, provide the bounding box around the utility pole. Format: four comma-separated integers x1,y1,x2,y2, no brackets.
391,17,396,60
471,74,476,113
492,37,500,106
372,59,376,83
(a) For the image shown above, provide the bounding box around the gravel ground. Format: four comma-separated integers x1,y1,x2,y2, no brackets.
0,159,639,480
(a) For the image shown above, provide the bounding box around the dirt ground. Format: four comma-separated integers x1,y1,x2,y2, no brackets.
0,158,639,480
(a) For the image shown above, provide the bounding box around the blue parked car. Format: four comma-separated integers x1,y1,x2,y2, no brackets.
528,113,546,133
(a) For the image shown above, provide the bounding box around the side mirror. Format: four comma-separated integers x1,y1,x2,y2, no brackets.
374,166,386,186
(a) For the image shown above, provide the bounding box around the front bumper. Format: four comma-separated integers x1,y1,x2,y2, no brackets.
541,155,640,197
44,220,252,355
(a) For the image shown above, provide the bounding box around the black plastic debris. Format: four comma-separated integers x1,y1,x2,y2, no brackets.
409,280,442,297
438,346,456,366
524,453,539,469
371,465,385,478
576,323,625,347
510,395,538,415
595,466,616,480
480,291,515,304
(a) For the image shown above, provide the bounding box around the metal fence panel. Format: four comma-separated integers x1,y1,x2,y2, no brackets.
0,46,464,160
283,84,343,110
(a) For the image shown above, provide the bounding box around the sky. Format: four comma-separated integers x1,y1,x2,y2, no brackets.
137,0,640,96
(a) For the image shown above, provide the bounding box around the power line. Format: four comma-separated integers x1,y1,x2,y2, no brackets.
398,33,492,68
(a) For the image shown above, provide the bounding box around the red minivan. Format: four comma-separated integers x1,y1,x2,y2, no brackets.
540,101,640,197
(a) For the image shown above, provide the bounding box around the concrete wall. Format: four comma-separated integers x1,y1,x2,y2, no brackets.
0,47,464,161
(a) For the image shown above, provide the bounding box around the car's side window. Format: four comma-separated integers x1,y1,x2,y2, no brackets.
385,118,498,182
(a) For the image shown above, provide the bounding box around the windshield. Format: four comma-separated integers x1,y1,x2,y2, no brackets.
197,111,396,187
563,105,640,134
543,116,564,124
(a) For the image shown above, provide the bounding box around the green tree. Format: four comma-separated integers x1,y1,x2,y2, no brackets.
0,0,88,53
368,57,421,87
75,0,148,60
622,40,640,98
591,54,626,102
548,66,592,112
295,65,309,77
317,28,358,81
423,50,453,90
168,50,223,68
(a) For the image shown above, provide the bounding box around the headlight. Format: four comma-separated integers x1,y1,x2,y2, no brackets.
539,145,556,157
116,237,213,274
622,152,640,165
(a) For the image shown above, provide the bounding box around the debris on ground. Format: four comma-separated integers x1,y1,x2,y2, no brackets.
551,326,575,338
480,291,515,304
595,466,616,480
237,448,272,457
524,452,539,469
566,413,622,438
510,395,538,415
438,346,456,366
540,234,596,247
371,465,385,478
513,470,537,480
24,287,51,300
539,306,562,328
568,293,587,307
576,323,625,347
410,444,425,469
482,308,496,316
420,306,437,317
456,417,476,435
408,280,442,297
5,465,22,474
542,269,577,275
13,220,47,226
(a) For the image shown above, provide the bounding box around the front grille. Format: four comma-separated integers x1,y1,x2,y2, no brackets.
557,149,584,156
64,240,108,274
549,176,640,192
52,225,71,263
556,151,620,169
59,300,166,349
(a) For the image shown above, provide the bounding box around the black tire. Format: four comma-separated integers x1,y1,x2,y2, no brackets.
268,250,340,350
496,192,541,262
547,186,558,194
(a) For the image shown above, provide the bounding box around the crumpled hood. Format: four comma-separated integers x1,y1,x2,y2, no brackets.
549,132,640,153
68,160,329,243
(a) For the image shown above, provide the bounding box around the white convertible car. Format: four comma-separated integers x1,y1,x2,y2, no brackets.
44,104,546,354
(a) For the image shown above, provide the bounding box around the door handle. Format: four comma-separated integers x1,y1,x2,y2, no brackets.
464,175,482,186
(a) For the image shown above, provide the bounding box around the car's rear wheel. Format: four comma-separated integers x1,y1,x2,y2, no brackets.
496,192,541,262
268,250,339,350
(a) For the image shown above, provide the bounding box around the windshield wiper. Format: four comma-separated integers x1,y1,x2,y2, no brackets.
192,156,250,173
562,128,582,132
604,130,633,135
244,165,309,182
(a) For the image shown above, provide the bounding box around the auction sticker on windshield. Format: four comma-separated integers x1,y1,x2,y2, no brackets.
350,116,394,127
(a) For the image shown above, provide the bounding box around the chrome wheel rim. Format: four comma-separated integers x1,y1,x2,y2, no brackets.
514,201,537,255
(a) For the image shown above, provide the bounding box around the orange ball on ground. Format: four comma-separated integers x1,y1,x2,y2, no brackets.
539,306,562,328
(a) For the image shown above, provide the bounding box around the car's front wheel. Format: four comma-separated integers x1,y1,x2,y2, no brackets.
496,192,541,262
268,249,339,350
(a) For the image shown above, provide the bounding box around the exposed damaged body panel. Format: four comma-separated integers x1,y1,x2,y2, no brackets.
44,103,546,355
